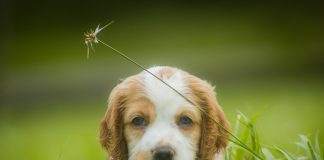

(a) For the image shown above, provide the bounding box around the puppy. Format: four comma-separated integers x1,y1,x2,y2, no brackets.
99,66,230,160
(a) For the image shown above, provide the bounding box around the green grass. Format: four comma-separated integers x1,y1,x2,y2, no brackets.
1,105,322,160
0,106,107,160
225,112,323,160
1,74,323,160
1,77,324,160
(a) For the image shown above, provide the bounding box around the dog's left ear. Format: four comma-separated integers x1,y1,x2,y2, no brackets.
99,84,128,160
186,75,230,160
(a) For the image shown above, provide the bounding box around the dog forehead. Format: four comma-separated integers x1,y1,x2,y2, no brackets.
141,66,193,114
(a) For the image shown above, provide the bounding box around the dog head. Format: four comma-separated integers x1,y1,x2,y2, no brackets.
99,66,230,160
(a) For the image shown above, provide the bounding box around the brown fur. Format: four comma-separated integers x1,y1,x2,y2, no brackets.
186,74,230,160
99,75,143,160
157,66,175,79
123,96,156,147
175,107,202,145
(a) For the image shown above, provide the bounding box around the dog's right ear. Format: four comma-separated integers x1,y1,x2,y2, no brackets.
186,74,230,160
99,85,128,160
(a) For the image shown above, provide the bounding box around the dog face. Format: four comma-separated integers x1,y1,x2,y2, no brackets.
100,66,230,160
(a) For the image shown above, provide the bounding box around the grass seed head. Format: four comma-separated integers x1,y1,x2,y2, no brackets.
84,21,114,59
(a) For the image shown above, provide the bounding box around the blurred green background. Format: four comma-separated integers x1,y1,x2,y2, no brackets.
1,0,324,159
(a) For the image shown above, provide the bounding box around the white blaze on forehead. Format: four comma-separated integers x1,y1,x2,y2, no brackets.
142,66,191,109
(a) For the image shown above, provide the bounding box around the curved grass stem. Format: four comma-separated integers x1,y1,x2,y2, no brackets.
97,38,264,160
83,21,264,159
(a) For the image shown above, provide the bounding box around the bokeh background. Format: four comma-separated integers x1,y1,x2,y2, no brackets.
1,0,324,159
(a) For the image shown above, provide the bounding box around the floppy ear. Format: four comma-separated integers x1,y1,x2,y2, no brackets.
99,85,128,160
187,75,230,160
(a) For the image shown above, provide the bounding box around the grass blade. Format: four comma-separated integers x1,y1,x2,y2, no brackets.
226,137,264,160
307,141,317,160
274,146,295,160
98,38,265,160
314,131,323,160
262,148,276,160
238,112,263,159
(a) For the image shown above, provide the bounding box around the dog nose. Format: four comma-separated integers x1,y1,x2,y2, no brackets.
152,146,175,160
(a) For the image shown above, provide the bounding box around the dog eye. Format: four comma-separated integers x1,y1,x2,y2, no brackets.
178,116,193,127
131,117,147,128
